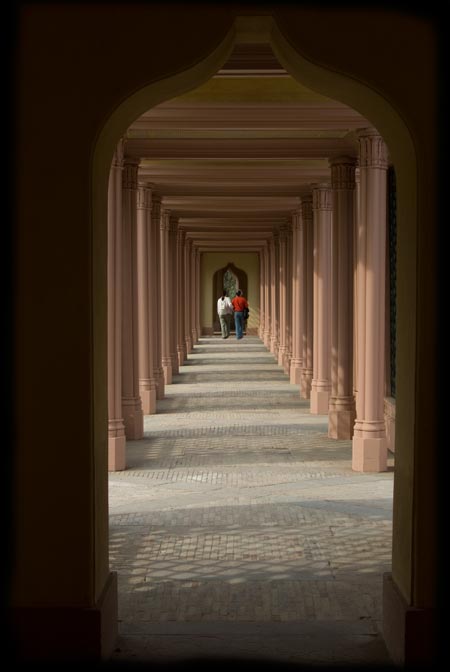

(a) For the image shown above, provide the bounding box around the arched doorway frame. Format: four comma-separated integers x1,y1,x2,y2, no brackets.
212,261,248,332
93,14,430,662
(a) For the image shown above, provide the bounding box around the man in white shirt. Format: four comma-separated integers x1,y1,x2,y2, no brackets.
217,289,233,339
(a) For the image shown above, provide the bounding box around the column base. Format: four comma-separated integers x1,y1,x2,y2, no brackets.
382,572,438,666
171,355,179,375
263,330,271,348
122,399,143,440
108,435,126,471
328,408,356,439
277,346,287,366
289,360,302,384
139,386,157,415
185,337,192,354
310,388,330,415
270,338,279,358
300,370,313,399
157,370,165,399
352,435,387,471
177,345,186,366
11,571,118,662
163,363,172,385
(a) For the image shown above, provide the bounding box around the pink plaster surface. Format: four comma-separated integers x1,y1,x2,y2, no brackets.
108,436,126,471
352,437,387,472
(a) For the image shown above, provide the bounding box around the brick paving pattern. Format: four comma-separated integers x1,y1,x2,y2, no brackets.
109,336,395,666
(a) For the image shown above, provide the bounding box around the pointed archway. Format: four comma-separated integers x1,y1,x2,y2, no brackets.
212,262,248,333
92,17,436,662
12,6,439,665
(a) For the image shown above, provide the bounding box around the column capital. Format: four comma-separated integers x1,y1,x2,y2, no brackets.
330,157,356,190
122,159,139,189
278,223,289,239
357,128,389,169
137,183,152,210
329,154,357,166
151,192,161,217
160,210,170,231
169,214,178,231
300,195,313,222
312,184,332,210
123,155,140,167
292,213,303,231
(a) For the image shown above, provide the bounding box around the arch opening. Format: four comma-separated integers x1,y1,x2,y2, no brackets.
93,12,423,666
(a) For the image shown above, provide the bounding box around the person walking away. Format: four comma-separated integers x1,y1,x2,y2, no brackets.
231,289,249,340
217,289,233,339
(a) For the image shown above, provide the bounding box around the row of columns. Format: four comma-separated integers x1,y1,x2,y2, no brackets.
259,128,389,471
109,129,388,473
107,142,201,470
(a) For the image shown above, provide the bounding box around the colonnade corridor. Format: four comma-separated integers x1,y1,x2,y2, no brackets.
108,335,394,667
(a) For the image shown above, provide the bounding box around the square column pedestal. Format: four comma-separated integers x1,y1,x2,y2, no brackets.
289,360,302,385
108,435,126,471
162,362,173,386
352,436,387,472
310,389,329,415
328,408,356,440
122,399,143,440
139,383,157,416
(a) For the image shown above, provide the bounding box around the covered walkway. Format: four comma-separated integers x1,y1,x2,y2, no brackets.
109,336,394,666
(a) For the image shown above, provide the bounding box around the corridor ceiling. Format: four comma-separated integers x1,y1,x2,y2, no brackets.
126,44,371,252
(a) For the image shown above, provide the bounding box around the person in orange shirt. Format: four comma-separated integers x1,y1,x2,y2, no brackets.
231,289,249,340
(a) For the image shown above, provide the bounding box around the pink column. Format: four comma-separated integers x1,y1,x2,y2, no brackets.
352,129,389,472
169,215,179,375
150,192,165,399
300,194,314,398
195,249,201,340
191,243,198,344
285,221,293,373
107,140,126,470
353,169,360,399
258,249,265,339
263,245,271,348
176,227,187,366
328,157,357,439
184,237,193,353
290,211,302,383
121,158,144,439
270,231,280,357
136,184,157,415
160,210,172,384
277,224,288,367
310,184,332,414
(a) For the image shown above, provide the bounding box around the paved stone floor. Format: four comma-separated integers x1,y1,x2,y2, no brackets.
108,336,395,668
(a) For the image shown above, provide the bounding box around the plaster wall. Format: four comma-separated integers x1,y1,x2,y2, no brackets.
201,252,260,333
